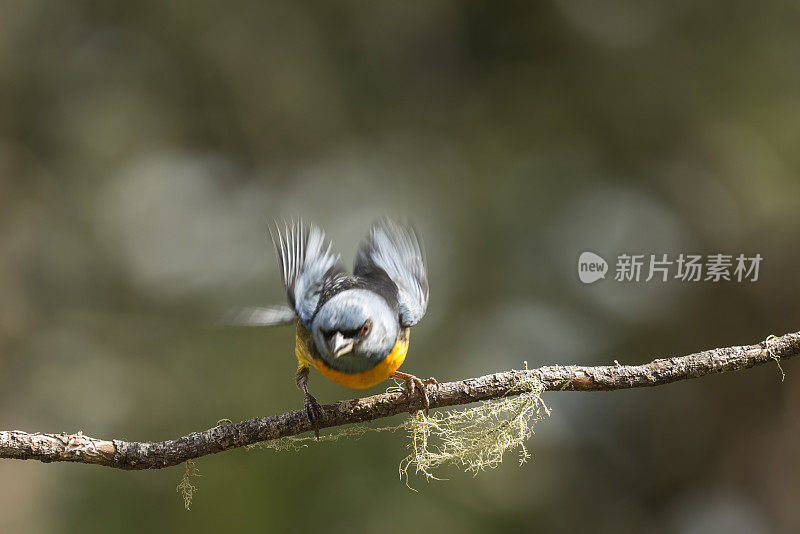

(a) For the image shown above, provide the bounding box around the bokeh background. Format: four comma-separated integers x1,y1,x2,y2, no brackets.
2,1,800,532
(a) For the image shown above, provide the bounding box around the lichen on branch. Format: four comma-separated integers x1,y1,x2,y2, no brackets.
0,331,797,471
400,378,550,486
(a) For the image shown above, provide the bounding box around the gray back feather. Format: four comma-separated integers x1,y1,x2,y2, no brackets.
272,220,341,327
354,218,428,326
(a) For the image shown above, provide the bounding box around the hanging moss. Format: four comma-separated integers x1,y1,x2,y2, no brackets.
399,378,550,488
176,460,201,511
243,378,550,490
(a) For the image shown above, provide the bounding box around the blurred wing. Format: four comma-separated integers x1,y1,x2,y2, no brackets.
354,218,428,327
272,220,342,327
220,305,296,327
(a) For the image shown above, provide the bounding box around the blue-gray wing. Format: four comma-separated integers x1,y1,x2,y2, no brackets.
220,305,296,327
354,218,428,327
272,221,341,328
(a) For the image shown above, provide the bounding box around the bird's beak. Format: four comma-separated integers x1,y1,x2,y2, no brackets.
331,332,354,358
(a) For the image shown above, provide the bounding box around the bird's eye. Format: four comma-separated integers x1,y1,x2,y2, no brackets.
360,321,371,336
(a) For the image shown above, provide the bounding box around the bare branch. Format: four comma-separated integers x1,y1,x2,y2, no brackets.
2,331,797,470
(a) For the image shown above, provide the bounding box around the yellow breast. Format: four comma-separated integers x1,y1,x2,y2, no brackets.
295,321,409,389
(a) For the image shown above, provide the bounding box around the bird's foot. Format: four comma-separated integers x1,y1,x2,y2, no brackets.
303,392,323,440
296,366,323,440
391,371,439,414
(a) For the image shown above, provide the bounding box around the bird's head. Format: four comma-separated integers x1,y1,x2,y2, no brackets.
311,289,399,373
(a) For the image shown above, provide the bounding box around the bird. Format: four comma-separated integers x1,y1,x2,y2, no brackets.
235,218,437,438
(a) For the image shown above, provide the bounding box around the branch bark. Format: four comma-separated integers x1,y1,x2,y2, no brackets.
2,331,797,470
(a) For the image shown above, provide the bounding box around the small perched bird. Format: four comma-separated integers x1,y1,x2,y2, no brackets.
236,218,437,437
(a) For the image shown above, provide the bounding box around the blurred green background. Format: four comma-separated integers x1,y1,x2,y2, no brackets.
1,1,799,533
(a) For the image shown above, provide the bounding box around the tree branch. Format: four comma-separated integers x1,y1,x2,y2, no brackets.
2,331,797,470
